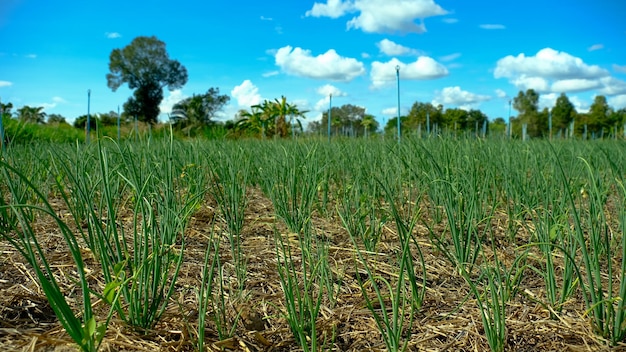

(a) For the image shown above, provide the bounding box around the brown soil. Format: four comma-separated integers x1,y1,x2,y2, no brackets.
0,187,621,351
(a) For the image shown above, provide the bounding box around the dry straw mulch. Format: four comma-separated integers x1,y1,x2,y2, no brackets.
0,188,621,351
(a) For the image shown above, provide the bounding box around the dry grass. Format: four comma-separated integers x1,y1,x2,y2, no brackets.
0,187,620,351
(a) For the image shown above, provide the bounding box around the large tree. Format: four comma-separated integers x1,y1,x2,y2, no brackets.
551,93,576,132
107,36,188,124
513,89,546,138
312,104,372,137
405,102,443,131
587,95,612,136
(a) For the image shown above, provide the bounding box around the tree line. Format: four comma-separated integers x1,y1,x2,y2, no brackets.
2,35,626,141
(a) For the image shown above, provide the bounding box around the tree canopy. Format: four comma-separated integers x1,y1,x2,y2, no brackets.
310,104,376,137
107,36,188,124
170,88,230,135
16,106,46,124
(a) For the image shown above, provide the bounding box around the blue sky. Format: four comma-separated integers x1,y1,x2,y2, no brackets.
1,0,625,128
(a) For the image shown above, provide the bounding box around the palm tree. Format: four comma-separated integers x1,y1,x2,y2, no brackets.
235,106,265,138
361,114,377,138
252,100,279,138
286,102,308,138
16,105,46,124
270,96,290,138
171,95,205,136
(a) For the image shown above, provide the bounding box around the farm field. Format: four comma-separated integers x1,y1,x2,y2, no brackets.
1,136,625,351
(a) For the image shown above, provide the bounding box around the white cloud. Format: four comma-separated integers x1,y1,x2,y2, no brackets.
587,44,603,52
479,24,505,30
33,96,68,111
613,64,626,74
262,70,280,77
105,32,121,39
159,89,186,114
382,107,399,116
511,75,550,92
314,84,347,111
551,79,601,93
442,18,458,24
608,94,626,109
25,54,36,59
495,89,508,99
231,80,262,107
494,48,618,94
597,76,626,96
274,45,365,82
260,16,273,21
539,93,558,110
569,96,589,113
376,39,421,56
439,52,461,62
432,86,491,109
0,80,12,87
316,84,347,97
306,0,447,33
370,57,448,88
495,48,609,81
305,0,354,18
361,52,371,59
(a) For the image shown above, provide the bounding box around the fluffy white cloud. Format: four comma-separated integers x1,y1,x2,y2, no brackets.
479,24,505,30
551,79,602,93
570,96,590,113
511,75,550,92
432,86,491,109
105,32,121,39
613,64,626,74
316,84,347,97
370,57,448,88
305,0,354,18
314,84,347,111
231,80,262,107
609,94,626,109
587,44,603,52
538,93,558,109
377,39,420,56
37,96,68,111
306,0,447,33
597,76,626,96
274,46,365,82
159,89,186,114
0,80,12,87
495,89,508,99
495,48,609,81
382,107,399,116
494,48,620,94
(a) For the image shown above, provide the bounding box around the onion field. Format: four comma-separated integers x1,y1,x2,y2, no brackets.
1,135,625,351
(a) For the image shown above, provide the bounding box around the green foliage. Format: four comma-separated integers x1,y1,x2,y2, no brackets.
170,88,230,134
237,97,307,139
551,93,576,131
107,36,188,124
513,89,546,138
47,113,68,124
310,104,376,137
16,105,46,124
